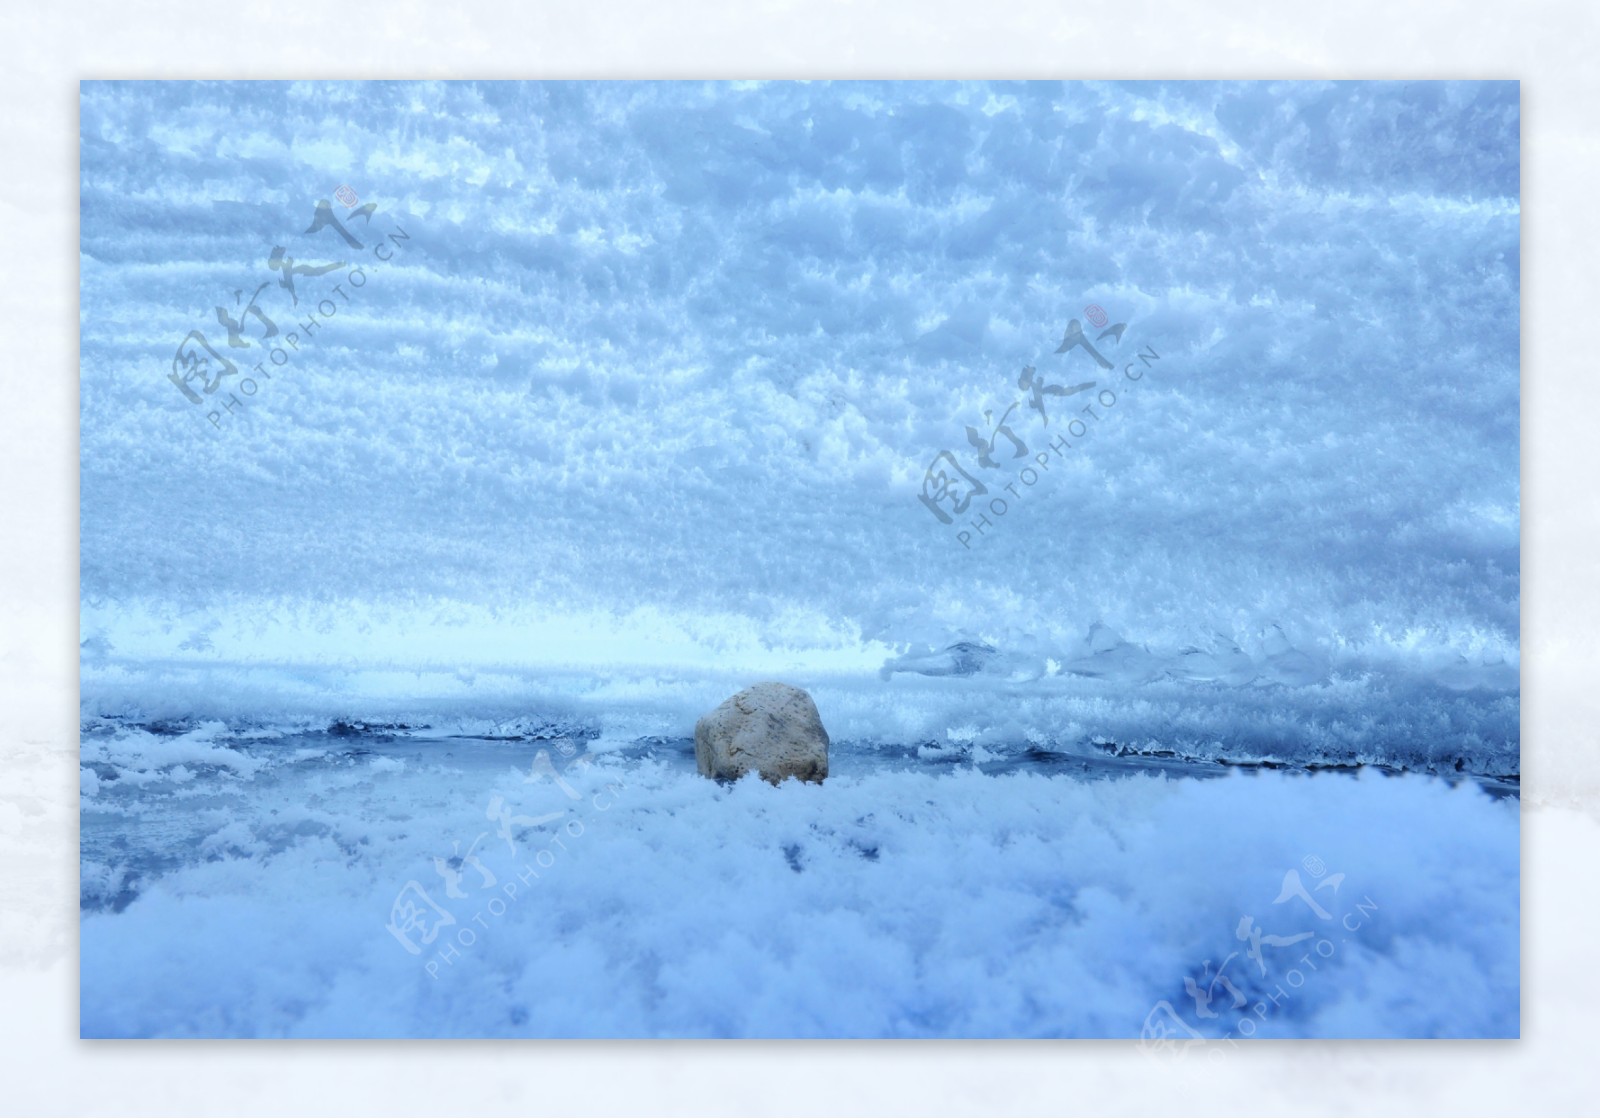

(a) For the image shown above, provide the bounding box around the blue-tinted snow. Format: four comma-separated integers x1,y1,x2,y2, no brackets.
80,722,1517,1039
80,80,1519,772
79,81,1520,1038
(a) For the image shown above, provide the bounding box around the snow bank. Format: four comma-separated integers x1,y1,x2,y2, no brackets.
79,753,1518,1038
79,80,1519,769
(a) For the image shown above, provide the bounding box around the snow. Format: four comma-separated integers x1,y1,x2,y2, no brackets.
78,79,1520,1037
80,727,1517,1038
79,81,1518,759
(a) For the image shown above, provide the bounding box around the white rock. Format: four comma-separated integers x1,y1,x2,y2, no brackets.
694,681,830,784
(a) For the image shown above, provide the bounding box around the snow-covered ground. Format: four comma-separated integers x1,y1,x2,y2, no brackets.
80,722,1517,1039
79,79,1520,1037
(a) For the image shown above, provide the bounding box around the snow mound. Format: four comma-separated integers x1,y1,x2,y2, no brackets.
81,754,1517,1038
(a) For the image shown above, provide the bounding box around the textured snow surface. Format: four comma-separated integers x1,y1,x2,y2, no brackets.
79,80,1520,1038
80,80,1519,769
80,725,1518,1039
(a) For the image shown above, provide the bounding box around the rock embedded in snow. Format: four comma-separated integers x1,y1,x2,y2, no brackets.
694,682,830,784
